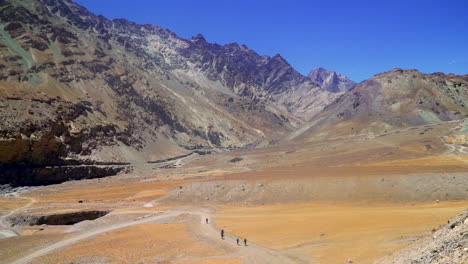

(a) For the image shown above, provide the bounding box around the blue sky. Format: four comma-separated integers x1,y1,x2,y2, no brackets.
76,0,468,82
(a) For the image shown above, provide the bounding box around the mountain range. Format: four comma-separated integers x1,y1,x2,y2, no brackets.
0,0,466,185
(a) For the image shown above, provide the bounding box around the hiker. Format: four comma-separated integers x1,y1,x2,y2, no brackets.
206,218,209,224
244,238,247,246
236,238,240,245
221,229,224,239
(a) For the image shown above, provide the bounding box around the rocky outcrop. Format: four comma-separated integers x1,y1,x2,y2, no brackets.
5,210,110,226
0,165,126,187
308,67,356,92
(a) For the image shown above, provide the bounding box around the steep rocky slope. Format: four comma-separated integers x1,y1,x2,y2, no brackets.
377,209,468,264
308,67,356,92
179,34,340,120
293,69,468,140
0,0,339,184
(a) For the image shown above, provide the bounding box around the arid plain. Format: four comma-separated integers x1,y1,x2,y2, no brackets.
1,119,467,264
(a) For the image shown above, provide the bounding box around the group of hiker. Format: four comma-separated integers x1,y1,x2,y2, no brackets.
206,218,248,246
221,229,247,246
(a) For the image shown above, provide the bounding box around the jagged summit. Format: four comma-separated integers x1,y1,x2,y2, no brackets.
308,67,356,92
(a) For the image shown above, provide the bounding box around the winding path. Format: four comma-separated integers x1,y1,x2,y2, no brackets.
10,207,308,264
0,192,36,237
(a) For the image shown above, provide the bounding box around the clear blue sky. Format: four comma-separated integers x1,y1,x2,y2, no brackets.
76,0,468,82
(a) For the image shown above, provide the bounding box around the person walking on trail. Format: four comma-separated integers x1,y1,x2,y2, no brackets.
205,218,209,224
236,238,240,245
244,238,247,246
221,229,224,240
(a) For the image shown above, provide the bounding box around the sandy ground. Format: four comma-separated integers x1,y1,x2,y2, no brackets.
0,121,467,264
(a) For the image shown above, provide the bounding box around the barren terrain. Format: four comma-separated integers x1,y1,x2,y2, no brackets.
0,119,467,264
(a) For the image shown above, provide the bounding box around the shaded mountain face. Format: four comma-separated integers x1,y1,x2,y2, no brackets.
0,0,337,176
308,67,356,92
294,69,468,140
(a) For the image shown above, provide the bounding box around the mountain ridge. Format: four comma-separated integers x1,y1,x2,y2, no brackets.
0,0,467,186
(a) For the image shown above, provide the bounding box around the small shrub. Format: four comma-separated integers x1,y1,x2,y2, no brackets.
229,157,243,163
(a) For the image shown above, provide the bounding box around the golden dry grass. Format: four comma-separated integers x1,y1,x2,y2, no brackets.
363,155,468,167
215,201,468,264
33,180,190,203
0,198,28,216
21,180,194,215
35,223,233,264
0,232,70,264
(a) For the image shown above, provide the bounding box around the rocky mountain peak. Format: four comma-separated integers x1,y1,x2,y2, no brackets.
267,54,292,69
191,33,206,42
272,53,286,61
308,67,356,93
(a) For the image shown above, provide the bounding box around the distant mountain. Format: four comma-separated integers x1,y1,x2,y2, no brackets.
0,0,340,185
294,69,468,140
308,67,356,92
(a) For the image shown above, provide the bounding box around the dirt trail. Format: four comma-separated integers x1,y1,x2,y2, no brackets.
10,207,307,264
195,211,308,264
0,192,36,237
1,196,36,219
